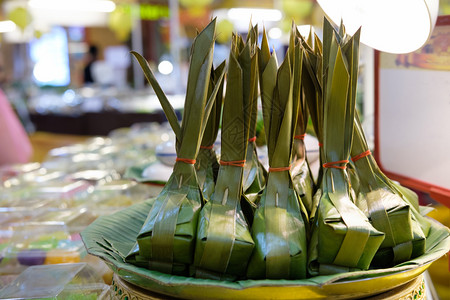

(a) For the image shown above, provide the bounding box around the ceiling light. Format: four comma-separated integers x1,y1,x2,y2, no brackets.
227,8,282,22
158,60,173,75
317,0,439,53
29,0,116,13
268,27,282,39
0,21,17,33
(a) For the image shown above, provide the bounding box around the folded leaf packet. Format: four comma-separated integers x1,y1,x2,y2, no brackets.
291,29,314,218
308,19,384,275
196,62,225,200
242,25,267,206
247,26,309,280
126,19,225,275
351,114,426,268
194,29,258,280
121,17,439,284
298,32,325,220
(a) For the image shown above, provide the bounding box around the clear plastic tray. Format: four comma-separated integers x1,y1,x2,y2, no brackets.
0,263,110,299
88,179,159,209
0,224,86,274
66,170,120,185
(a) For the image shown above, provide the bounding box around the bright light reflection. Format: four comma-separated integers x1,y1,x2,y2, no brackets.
0,21,17,33
268,27,282,39
29,0,116,13
317,0,438,53
227,8,282,22
158,60,173,75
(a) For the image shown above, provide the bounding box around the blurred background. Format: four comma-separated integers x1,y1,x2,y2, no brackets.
0,0,448,298
0,0,447,137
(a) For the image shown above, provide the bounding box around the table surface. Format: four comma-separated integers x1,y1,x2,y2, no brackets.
29,131,91,163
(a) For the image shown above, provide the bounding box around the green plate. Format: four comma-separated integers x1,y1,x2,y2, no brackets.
81,199,450,299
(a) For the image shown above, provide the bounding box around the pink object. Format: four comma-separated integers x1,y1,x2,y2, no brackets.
0,89,32,165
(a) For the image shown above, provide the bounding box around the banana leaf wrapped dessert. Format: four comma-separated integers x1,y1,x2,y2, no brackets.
194,31,257,280
126,20,226,275
299,31,324,221
243,24,267,206
247,27,309,280
291,29,314,218
196,62,225,200
308,19,384,275
351,114,427,268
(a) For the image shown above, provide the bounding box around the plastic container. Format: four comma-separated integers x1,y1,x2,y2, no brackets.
31,180,93,208
0,224,86,274
0,263,110,299
0,162,41,182
17,208,98,234
89,180,159,206
66,170,120,185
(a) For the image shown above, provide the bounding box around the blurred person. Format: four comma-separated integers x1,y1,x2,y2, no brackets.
83,45,98,84
0,88,32,166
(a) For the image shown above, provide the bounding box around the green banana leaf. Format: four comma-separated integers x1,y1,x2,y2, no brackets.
196,148,219,200
243,142,266,208
351,112,427,267
290,27,315,218
247,27,308,280
309,19,384,275
242,25,267,205
81,196,449,299
196,61,225,200
126,19,226,276
292,158,314,216
194,30,257,279
299,31,324,192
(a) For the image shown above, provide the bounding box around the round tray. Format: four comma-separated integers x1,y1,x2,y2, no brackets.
110,273,426,300
81,200,450,300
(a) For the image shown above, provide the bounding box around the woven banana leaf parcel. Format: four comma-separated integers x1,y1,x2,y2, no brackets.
308,20,384,275
125,19,225,276
196,62,225,200
81,185,450,299
352,115,426,268
243,25,267,205
247,28,308,280
194,31,257,280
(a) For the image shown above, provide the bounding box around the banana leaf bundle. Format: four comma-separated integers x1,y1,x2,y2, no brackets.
308,19,384,275
194,30,257,280
125,20,226,276
247,27,309,280
291,29,314,218
196,62,226,200
298,31,324,220
351,114,427,268
243,24,267,205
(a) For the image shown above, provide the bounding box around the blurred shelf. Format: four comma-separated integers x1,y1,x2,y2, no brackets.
30,111,178,136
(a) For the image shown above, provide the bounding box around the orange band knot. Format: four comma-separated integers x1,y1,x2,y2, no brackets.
322,160,349,170
351,150,371,162
220,160,246,167
176,157,196,164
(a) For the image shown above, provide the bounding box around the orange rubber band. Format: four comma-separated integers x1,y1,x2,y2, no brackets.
248,136,256,143
294,134,306,140
323,160,349,170
200,145,214,149
220,160,246,167
268,165,291,172
351,150,371,162
176,157,196,164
